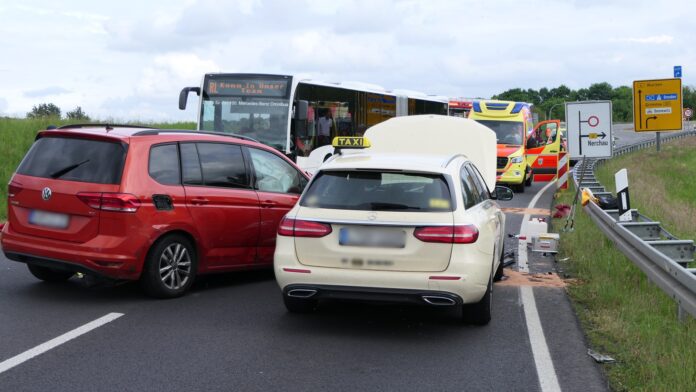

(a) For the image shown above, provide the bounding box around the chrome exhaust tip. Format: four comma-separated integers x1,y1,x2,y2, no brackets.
287,289,318,298
422,295,456,306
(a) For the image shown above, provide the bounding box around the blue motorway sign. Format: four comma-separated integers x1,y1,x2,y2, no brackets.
674,65,682,78
645,93,678,101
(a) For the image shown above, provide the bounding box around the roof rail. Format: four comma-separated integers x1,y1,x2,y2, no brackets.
57,123,154,130
132,129,259,143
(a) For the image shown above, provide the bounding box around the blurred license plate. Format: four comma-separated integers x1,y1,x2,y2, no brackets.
339,227,405,248
29,210,69,229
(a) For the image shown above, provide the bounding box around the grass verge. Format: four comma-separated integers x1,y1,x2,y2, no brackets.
0,118,195,222
553,181,696,391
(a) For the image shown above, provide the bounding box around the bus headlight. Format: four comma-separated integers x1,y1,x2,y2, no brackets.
510,156,524,164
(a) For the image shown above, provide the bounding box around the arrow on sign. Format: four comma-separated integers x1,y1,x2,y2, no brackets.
581,132,607,140
645,115,657,129
638,89,643,130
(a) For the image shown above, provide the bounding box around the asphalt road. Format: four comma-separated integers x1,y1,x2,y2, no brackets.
0,182,609,392
612,121,694,147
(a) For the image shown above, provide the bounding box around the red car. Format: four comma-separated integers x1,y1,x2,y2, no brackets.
1,125,309,297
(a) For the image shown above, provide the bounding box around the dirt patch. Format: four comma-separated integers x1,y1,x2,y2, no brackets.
501,207,551,215
496,268,567,288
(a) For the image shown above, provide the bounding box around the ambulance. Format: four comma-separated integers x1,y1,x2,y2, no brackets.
468,100,563,192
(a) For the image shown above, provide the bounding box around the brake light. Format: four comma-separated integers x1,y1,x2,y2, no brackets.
77,192,141,213
277,217,332,238
414,225,479,244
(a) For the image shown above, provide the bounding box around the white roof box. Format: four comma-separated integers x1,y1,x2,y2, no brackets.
364,115,497,190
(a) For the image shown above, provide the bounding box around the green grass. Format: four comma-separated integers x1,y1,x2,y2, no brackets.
594,136,696,240
0,118,195,222
553,181,696,391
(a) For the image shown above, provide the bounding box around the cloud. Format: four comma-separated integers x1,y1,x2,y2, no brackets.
136,53,220,96
24,86,71,98
0,98,8,114
614,35,674,44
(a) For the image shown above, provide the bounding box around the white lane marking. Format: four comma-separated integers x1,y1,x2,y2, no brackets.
0,312,124,374
516,181,562,391
518,181,556,273
521,286,562,392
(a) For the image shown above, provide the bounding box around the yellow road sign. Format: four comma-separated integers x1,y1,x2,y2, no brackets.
633,78,682,132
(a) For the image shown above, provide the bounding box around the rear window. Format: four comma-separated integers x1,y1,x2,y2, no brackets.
300,170,453,212
17,136,127,184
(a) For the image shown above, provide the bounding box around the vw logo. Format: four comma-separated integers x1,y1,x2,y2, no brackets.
42,187,52,201
367,212,377,221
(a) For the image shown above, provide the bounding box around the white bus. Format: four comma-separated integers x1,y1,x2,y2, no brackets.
179,73,448,163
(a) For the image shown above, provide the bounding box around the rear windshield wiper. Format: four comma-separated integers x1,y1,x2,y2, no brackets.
49,159,90,179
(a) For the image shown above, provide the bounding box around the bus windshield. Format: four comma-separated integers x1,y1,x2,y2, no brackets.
473,120,524,145
200,75,292,151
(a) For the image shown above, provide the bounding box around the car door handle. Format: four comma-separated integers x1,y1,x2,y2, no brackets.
260,200,276,208
191,198,209,205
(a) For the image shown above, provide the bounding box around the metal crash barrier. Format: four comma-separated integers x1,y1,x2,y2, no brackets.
572,130,696,321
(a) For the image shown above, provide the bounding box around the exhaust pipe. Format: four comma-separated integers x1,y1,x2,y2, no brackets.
287,289,318,298
422,295,456,306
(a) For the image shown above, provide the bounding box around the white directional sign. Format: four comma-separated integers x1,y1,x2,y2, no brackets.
565,101,613,159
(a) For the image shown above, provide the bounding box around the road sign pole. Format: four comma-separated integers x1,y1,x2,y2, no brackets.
656,132,661,152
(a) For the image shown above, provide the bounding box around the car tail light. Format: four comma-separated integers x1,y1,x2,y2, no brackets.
8,183,22,197
414,225,479,244
277,217,332,238
77,192,141,213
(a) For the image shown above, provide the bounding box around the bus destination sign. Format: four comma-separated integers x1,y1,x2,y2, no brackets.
206,79,289,98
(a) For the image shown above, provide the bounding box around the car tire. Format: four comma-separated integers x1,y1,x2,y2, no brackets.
462,273,492,325
27,264,74,282
283,293,317,313
140,234,197,299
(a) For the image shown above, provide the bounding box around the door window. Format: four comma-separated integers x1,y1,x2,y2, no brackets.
466,164,490,201
460,166,480,209
180,143,203,185
196,143,249,189
248,147,306,194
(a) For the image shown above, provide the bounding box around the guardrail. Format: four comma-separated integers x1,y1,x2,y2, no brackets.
572,130,696,321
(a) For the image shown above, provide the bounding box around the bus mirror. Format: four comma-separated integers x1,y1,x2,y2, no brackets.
179,87,201,110
294,100,308,121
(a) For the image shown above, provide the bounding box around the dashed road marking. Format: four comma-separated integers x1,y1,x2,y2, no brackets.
0,312,124,375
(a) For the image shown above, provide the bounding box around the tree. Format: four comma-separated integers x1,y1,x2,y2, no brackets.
66,106,90,121
587,82,613,100
27,103,61,118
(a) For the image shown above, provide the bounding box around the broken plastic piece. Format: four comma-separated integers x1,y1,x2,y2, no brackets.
587,349,615,364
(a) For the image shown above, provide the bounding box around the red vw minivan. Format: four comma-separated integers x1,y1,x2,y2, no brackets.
1,125,309,297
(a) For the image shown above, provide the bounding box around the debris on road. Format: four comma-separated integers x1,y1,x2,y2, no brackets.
587,349,616,364
496,269,566,288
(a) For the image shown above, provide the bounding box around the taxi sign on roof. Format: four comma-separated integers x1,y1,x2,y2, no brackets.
332,136,371,148
632,78,683,132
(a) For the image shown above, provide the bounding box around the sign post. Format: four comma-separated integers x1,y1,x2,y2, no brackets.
632,78,683,152
674,65,682,78
565,101,613,160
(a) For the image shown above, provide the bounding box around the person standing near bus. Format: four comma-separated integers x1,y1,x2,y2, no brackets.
317,109,333,146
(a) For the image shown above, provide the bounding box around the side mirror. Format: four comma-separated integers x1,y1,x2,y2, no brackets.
179,87,201,110
294,100,308,121
492,186,514,201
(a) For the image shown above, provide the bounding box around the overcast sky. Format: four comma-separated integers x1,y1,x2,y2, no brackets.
1,0,694,121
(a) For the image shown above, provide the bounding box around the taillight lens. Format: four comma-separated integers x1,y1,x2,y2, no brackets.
8,183,22,198
277,217,332,237
414,225,479,244
77,192,141,213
